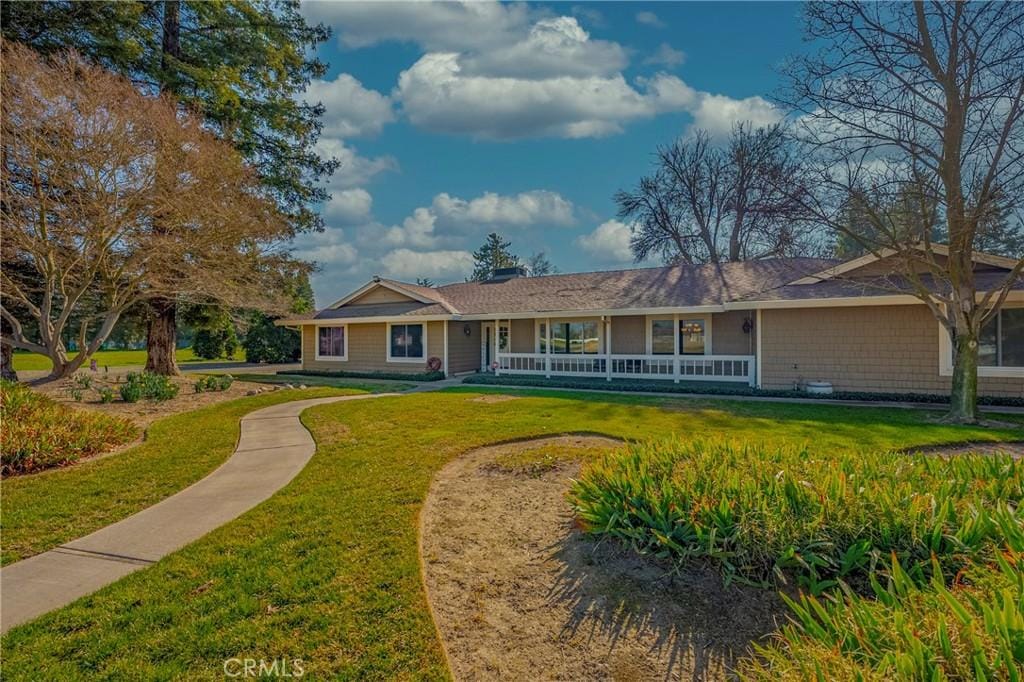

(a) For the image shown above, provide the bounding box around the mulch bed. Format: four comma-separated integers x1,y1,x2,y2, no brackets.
419,435,786,681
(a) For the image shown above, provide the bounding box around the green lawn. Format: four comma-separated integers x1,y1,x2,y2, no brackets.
0,387,360,566
2,387,1021,678
11,348,240,372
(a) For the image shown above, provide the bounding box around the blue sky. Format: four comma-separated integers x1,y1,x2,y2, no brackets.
294,1,806,306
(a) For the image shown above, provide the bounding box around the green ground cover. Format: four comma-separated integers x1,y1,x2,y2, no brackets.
571,438,1022,593
2,387,1020,679
1,387,359,566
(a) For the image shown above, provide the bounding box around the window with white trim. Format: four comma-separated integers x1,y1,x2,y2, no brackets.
539,321,599,354
651,319,674,355
316,326,346,360
979,308,1024,367
680,320,706,355
389,323,424,360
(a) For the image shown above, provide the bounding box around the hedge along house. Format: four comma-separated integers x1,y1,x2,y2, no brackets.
278,248,1023,397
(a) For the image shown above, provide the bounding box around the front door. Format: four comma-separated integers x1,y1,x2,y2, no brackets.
481,322,494,371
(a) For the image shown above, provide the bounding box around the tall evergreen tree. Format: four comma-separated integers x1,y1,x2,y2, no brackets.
2,1,335,374
470,233,520,281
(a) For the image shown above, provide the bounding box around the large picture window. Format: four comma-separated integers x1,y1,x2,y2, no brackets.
540,321,600,354
316,326,346,360
389,323,424,361
979,308,1024,367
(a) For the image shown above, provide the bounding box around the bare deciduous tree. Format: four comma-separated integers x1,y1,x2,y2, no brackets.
1,43,307,382
615,123,817,265
780,1,1024,422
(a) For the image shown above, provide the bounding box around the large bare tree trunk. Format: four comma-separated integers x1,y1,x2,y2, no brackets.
948,331,980,423
0,339,17,382
145,298,179,375
144,0,182,376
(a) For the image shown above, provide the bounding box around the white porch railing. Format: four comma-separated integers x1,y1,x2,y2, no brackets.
496,352,756,386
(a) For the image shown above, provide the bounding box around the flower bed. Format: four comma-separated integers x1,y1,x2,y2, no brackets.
1,380,138,475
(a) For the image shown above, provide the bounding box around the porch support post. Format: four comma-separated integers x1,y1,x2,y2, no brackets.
443,320,449,377
754,309,762,388
605,316,612,382
494,318,501,377
672,313,680,383
545,317,551,378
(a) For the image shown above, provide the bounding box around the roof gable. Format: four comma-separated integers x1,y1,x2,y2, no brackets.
791,245,1018,285
329,277,456,311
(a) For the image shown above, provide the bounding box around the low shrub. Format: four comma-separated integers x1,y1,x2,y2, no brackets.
120,372,179,403
462,373,1024,407
193,374,233,393
284,369,446,382
1,380,137,475
740,555,1024,680
98,386,116,403
570,439,1023,594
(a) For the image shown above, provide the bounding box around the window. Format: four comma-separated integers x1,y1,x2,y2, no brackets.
680,320,706,355
651,320,675,355
979,308,1024,367
316,326,346,360
543,321,599,354
389,323,424,361
538,323,547,354
498,324,509,352
940,307,1023,377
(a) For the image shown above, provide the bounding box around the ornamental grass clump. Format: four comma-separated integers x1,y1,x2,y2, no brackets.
569,439,1023,594
739,554,1024,680
1,380,137,475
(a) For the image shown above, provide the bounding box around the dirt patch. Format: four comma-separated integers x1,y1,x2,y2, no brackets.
469,394,520,404
420,435,786,681
33,373,276,429
906,440,1024,458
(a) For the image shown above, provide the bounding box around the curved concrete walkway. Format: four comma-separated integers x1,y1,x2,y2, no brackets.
0,392,395,634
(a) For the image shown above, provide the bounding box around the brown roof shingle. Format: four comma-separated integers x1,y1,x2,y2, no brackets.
425,257,836,315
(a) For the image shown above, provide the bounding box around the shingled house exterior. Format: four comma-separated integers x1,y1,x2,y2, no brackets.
279,249,1023,398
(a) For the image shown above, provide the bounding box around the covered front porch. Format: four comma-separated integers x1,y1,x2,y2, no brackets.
479,312,757,387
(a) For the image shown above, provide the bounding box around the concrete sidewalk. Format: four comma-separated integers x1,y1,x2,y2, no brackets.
0,392,396,634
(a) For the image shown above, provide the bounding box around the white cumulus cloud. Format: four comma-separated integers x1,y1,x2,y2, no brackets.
315,137,397,190
380,248,474,280
431,190,575,228
307,2,781,141
292,227,360,267
396,53,694,139
306,73,394,138
303,0,534,52
459,17,626,79
381,208,442,249
575,220,635,264
323,189,373,224
690,93,782,137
